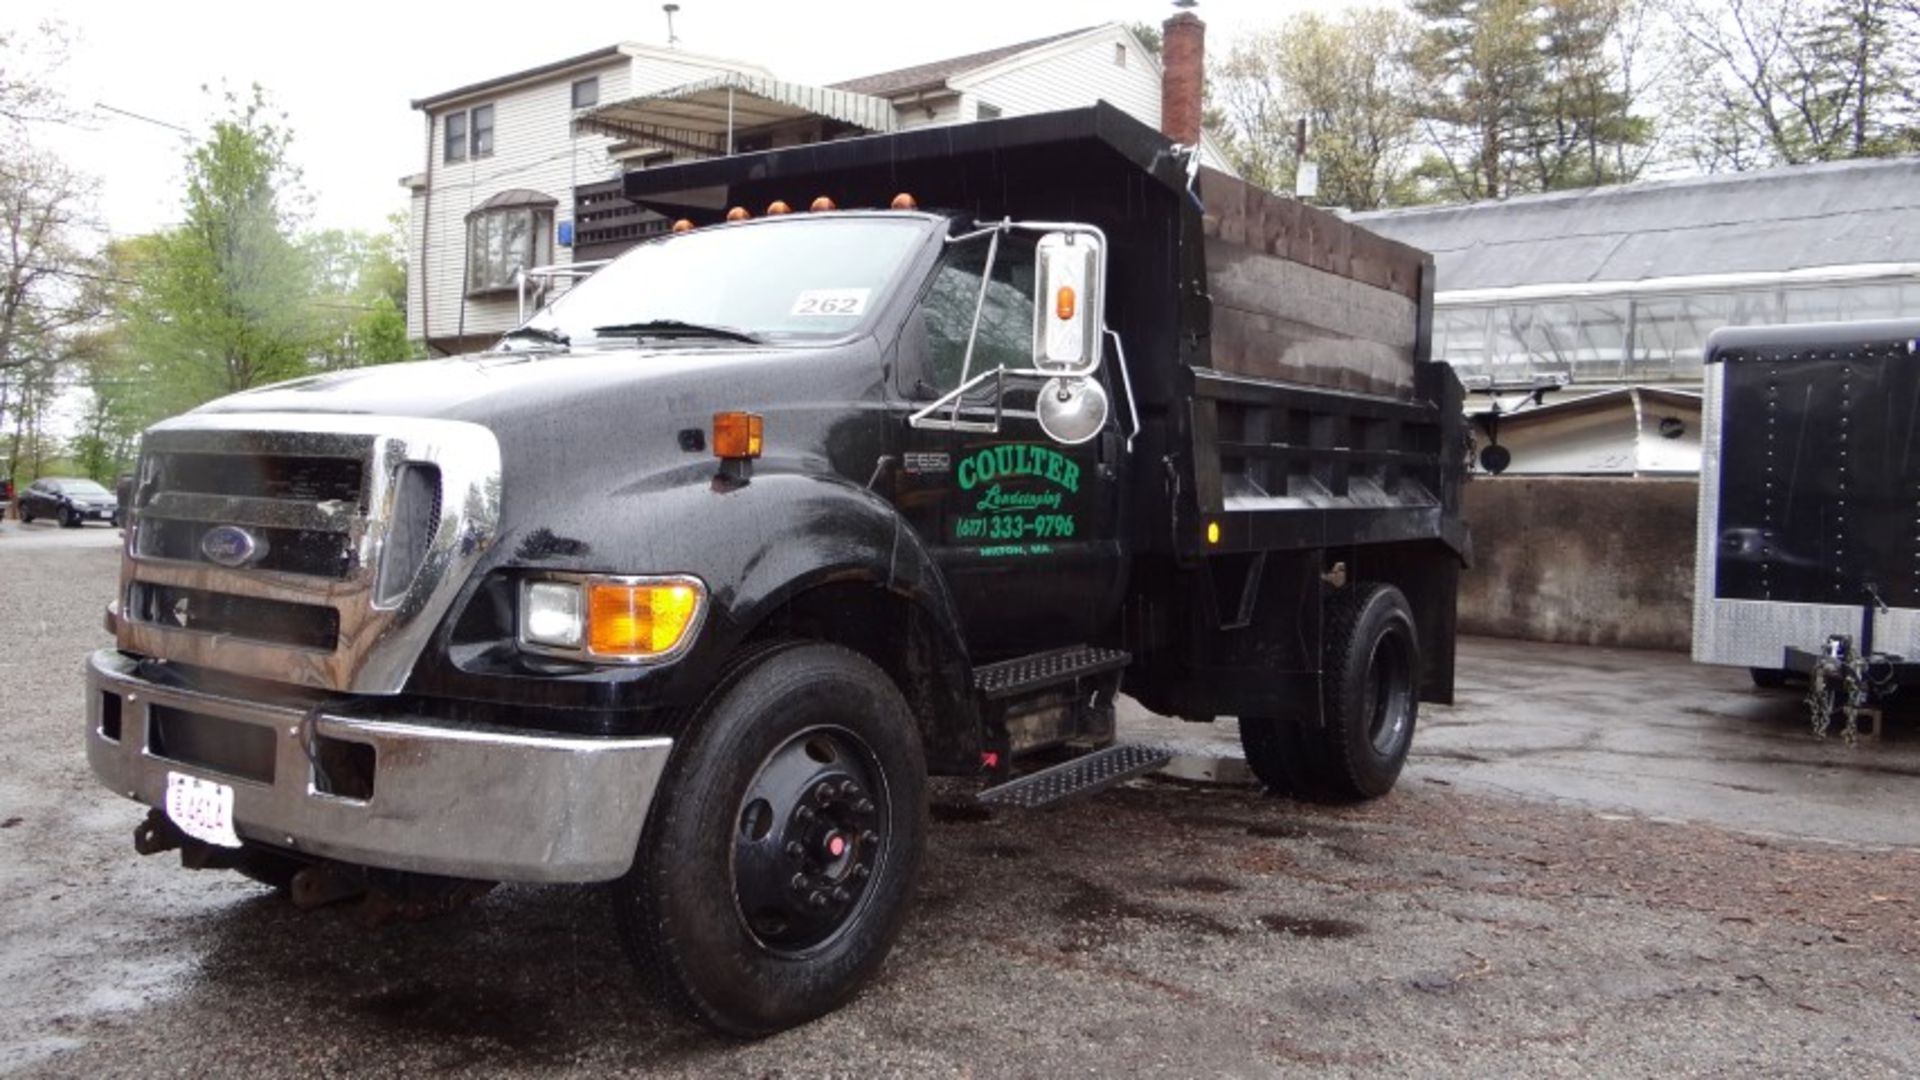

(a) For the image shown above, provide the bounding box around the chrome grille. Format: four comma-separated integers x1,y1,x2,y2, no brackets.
119,413,502,694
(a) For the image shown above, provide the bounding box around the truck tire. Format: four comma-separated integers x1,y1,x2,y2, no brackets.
612,641,927,1036
1241,583,1420,803
1749,667,1791,689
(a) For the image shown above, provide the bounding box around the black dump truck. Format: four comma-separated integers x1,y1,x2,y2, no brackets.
87,104,1467,1034
1694,318,1920,740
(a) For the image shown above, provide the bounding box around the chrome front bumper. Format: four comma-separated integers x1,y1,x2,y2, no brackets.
85,649,672,883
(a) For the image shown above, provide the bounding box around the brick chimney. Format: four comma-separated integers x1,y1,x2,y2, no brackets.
1160,10,1205,146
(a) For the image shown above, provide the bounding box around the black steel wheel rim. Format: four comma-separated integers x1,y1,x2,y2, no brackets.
1363,624,1415,755
730,724,889,956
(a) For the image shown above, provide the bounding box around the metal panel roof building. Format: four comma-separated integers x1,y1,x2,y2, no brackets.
1352,155,1920,475
1355,156,1920,293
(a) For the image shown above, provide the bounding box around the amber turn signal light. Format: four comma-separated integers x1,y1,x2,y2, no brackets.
586,580,702,659
713,411,764,460
1055,285,1077,321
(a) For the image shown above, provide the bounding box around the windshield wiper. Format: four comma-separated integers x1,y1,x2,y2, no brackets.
592,319,761,344
498,325,570,349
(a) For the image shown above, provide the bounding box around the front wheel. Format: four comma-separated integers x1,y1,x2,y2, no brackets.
1241,583,1421,803
61,507,80,528
612,641,927,1036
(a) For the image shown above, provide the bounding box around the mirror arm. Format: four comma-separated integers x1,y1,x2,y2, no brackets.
1105,328,1140,454
950,223,1004,429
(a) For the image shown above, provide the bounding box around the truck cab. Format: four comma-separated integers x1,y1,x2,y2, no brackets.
86,104,1466,1036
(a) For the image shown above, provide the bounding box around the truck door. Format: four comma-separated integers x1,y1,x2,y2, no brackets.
890,230,1128,656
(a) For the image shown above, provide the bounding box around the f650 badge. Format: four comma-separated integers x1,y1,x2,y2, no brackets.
200,525,265,568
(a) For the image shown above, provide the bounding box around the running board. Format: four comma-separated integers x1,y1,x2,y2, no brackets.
973,645,1130,701
976,744,1172,810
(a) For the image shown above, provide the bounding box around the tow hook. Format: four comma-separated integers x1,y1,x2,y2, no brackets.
132,807,180,856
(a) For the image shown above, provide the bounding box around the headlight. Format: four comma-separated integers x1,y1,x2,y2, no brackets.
517,574,705,663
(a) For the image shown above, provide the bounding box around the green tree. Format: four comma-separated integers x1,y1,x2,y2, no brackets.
1409,0,1652,200
305,213,419,369
1214,8,1422,209
117,86,318,420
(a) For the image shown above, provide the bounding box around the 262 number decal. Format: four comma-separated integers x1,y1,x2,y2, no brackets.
790,289,869,317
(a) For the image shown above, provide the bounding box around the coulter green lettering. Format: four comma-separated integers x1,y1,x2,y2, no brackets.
956,444,1080,493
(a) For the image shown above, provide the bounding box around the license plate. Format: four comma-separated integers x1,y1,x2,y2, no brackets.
164,771,243,848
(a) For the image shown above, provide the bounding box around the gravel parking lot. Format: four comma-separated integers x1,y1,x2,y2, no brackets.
3,521,1916,1076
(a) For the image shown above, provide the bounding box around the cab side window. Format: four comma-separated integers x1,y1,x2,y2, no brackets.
917,236,1037,393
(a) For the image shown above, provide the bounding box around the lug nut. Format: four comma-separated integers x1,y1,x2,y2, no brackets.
808,890,827,908
838,780,858,797
859,830,879,846
790,873,808,893
854,865,872,880
832,887,851,904
795,805,815,823
785,840,805,859
814,782,836,802
853,799,875,815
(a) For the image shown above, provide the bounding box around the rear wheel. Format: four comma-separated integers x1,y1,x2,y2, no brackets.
1240,583,1421,803
19,506,32,524
612,641,926,1036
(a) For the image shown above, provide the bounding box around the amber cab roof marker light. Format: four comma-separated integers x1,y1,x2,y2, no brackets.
726,206,751,222
889,192,918,210
671,218,695,233
766,200,792,215
809,196,836,212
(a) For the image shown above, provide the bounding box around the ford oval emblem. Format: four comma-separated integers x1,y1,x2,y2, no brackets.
200,525,263,568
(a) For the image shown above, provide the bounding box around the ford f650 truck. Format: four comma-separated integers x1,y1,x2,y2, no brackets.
86,105,1467,1034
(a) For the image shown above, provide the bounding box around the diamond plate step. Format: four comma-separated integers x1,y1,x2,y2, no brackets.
972,645,1130,701
976,743,1173,810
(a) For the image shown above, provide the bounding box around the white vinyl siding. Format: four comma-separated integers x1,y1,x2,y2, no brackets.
407,50,767,349
950,28,1160,128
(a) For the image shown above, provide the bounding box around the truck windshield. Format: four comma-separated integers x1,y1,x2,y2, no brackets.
523,217,929,346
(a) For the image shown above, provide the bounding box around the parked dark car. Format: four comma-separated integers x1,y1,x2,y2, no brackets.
18,477,119,527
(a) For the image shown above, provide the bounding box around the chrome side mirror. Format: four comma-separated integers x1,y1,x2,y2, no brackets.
1032,231,1103,373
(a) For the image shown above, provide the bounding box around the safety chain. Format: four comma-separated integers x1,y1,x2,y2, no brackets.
1806,637,1874,747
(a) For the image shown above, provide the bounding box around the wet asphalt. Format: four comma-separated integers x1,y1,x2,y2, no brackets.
2,519,1916,1076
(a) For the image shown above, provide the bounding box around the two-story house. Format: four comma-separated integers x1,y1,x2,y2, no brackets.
404,20,1230,356
403,43,770,355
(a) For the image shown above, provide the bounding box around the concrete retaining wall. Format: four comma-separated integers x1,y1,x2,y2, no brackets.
1459,477,1698,651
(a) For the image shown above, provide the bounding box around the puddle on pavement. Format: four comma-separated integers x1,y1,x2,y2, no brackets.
1169,874,1239,895
1055,877,1240,946
1255,914,1364,939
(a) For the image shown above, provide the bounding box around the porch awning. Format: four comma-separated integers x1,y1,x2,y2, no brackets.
574,72,898,157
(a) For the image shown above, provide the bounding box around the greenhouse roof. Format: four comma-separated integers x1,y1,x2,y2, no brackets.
1352,155,1920,292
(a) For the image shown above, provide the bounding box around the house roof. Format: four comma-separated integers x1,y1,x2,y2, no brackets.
411,42,768,111
1353,155,1920,293
828,27,1094,96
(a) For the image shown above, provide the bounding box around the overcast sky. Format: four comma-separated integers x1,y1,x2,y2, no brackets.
8,0,1344,244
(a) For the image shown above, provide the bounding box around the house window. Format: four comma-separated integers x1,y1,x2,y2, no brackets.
572,76,599,110
466,193,555,295
470,104,495,158
976,102,1003,120
445,111,467,163
1114,43,1127,67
